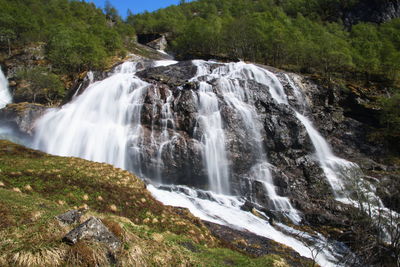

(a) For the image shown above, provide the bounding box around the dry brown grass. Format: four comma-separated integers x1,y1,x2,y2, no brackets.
101,218,123,239
65,241,109,267
10,248,67,267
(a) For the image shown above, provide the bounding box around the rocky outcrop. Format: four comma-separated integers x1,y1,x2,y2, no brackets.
344,0,400,26
137,33,168,51
136,62,310,198
0,102,48,135
63,217,121,251
147,36,168,51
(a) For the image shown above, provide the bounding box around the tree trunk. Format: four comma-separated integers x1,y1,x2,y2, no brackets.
7,38,11,56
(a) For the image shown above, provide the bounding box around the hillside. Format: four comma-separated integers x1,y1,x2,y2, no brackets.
0,139,313,266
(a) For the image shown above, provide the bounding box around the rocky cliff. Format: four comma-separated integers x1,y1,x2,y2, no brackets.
1,58,398,266
344,0,400,26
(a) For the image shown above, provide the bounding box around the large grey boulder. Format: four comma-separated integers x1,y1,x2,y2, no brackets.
63,217,121,251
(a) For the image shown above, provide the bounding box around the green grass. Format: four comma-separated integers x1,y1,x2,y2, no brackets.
0,140,292,266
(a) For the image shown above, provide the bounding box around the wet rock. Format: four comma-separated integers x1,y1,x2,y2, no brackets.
63,217,121,251
136,61,197,87
0,102,49,135
203,221,313,266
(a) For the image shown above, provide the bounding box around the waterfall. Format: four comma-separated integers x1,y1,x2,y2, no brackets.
284,74,368,199
34,62,148,170
31,59,358,266
191,62,230,194
285,75,398,241
0,66,12,109
191,60,300,221
295,113,350,196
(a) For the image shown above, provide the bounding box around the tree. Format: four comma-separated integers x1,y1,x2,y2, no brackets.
104,0,119,22
351,23,382,77
15,67,65,104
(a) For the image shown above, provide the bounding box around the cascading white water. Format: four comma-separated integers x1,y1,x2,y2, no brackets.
197,81,230,194
34,62,148,170
295,112,350,196
190,61,230,194
285,75,398,241
0,66,12,109
191,60,300,222
148,184,342,267
283,75,365,199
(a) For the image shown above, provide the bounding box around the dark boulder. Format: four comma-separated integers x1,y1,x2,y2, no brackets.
136,61,197,87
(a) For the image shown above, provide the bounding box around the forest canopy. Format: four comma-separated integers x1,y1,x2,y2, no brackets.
129,0,400,84
0,0,135,73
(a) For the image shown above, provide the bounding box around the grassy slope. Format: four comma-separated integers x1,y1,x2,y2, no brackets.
0,140,288,266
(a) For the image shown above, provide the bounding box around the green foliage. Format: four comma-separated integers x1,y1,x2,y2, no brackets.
129,0,400,83
379,92,400,154
15,66,65,103
0,0,136,74
47,26,107,72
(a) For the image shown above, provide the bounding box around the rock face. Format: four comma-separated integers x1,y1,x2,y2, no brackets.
147,35,168,51
0,102,49,135
135,62,320,200
137,33,168,51
132,61,390,224
344,0,400,26
63,217,121,251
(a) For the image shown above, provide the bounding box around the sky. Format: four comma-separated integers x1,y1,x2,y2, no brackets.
88,0,189,17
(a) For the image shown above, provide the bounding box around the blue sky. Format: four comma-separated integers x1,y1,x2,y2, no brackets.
88,0,189,17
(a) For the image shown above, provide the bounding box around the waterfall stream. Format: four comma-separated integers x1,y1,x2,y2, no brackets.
285,75,397,241
34,62,148,170
18,59,389,266
0,67,12,109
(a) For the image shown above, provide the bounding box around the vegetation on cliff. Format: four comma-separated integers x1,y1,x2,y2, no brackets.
0,0,134,73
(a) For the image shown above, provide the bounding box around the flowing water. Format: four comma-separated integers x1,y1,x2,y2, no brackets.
29,59,387,265
34,62,148,170
148,184,344,267
0,66,12,109
285,74,398,241
191,60,300,221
